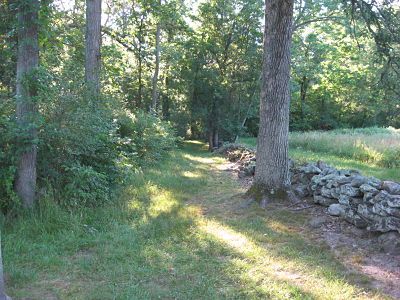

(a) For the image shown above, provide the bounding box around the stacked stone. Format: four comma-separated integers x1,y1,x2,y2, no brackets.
292,162,400,233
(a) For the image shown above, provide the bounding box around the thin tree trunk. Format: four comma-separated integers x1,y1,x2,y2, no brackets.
300,75,308,121
85,0,102,95
162,75,171,120
137,16,144,109
254,0,294,193
15,0,40,208
151,22,161,113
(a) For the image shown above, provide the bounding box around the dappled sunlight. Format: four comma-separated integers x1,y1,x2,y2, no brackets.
200,219,255,256
182,171,202,178
266,219,299,234
183,153,216,164
196,217,378,299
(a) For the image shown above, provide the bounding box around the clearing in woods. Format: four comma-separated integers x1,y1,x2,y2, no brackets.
5,141,397,299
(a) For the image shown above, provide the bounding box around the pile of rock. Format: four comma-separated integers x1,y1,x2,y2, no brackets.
216,143,400,233
292,162,400,233
215,144,256,177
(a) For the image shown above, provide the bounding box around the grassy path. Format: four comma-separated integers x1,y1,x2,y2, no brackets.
5,142,388,299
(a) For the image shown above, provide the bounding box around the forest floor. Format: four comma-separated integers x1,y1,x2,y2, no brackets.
5,141,399,299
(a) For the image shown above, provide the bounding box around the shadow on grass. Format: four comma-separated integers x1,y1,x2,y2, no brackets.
4,141,385,299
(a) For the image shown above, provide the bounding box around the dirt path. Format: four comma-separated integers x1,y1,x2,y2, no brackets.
191,157,400,299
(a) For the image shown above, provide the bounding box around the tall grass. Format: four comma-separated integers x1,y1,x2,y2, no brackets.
289,127,400,168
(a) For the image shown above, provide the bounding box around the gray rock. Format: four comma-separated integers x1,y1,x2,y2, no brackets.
320,174,340,184
293,184,310,198
309,216,328,228
321,167,338,176
338,194,351,205
377,232,400,255
371,202,390,217
328,203,346,216
336,176,353,185
373,201,400,218
300,164,322,174
366,177,382,189
310,175,323,190
374,191,400,208
338,195,362,207
351,175,367,188
321,186,334,198
340,184,361,197
326,180,335,189
331,188,340,199
343,208,368,228
382,181,400,195
368,217,400,233
359,184,379,195
357,204,381,222
313,195,337,206
363,192,376,204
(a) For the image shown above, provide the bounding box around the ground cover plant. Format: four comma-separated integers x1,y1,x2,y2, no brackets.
3,142,389,299
1,0,400,299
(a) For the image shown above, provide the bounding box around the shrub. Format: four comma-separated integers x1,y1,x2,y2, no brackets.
117,110,179,165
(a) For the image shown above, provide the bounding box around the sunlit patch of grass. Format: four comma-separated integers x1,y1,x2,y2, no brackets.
238,130,400,181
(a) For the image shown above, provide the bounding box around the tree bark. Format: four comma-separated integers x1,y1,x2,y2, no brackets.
254,0,294,193
85,0,102,95
151,22,161,113
15,0,40,208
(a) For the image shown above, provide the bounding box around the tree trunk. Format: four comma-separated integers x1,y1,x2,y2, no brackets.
137,16,144,109
300,75,308,121
162,75,171,120
85,0,102,95
15,0,40,208
254,0,294,193
151,22,161,113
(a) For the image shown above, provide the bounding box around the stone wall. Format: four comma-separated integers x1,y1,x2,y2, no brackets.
292,162,400,233
218,143,400,233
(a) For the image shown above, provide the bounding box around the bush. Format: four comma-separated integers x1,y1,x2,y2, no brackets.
117,110,179,165
0,99,19,211
0,67,179,212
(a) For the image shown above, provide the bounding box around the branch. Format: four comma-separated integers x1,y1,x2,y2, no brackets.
102,27,138,52
293,15,345,31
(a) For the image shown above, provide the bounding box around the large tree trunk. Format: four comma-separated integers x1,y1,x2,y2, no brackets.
85,0,102,95
254,0,294,193
151,22,161,113
15,0,40,208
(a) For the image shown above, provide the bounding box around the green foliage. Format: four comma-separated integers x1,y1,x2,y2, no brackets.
4,142,384,299
0,101,19,210
118,110,179,165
